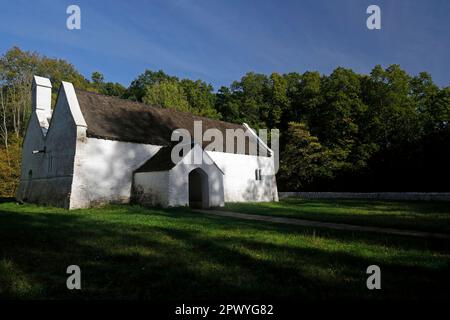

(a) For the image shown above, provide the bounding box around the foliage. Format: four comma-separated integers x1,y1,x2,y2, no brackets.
0,47,91,140
133,70,220,118
215,66,450,191
142,80,190,112
124,69,177,101
90,71,126,97
179,79,219,119
91,71,104,85
0,137,22,197
227,72,271,128
278,122,343,190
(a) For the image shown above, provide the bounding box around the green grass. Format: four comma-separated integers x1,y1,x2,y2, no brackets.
226,198,450,233
0,201,449,300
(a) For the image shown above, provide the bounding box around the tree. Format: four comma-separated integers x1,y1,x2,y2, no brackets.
267,72,289,128
0,87,9,150
311,68,365,147
285,71,322,124
0,137,21,197
278,122,340,190
180,79,220,119
363,64,420,148
142,80,190,112
430,87,450,131
215,86,241,123
91,71,104,86
410,72,444,132
0,47,90,139
125,69,177,101
227,72,271,128
100,82,126,97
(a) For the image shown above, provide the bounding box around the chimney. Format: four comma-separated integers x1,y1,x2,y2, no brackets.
32,75,52,111
32,76,52,135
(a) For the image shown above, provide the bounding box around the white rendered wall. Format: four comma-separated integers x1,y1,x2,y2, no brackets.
71,137,161,208
16,85,80,208
72,140,276,208
133,171,170,207
168,146,225,208
206,151,278,202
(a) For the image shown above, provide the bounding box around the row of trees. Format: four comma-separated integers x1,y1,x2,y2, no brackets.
1,46,449,196
219,67,450,191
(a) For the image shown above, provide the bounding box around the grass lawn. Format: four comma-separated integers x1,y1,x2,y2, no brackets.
226,198,450,233
0,201,449,300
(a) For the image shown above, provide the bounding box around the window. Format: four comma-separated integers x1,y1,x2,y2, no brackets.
255,168,262,181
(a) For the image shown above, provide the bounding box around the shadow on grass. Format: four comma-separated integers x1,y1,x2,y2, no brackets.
281,198,450,215
0,203,449,300
0,197,16,204
225,199,450,233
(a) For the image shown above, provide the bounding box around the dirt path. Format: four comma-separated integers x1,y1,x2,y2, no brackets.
195,209,450,240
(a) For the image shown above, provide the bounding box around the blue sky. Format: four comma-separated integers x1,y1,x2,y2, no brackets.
0,0,449,88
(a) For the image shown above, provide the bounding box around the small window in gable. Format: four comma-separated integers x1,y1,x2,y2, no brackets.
255,168,262,181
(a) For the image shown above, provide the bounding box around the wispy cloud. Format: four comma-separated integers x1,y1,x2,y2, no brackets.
0,0,448,87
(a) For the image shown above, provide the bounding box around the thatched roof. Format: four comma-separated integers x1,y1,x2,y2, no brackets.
75,89,259,155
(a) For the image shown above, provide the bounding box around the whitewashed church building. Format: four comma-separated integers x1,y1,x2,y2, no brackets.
16,76,278,209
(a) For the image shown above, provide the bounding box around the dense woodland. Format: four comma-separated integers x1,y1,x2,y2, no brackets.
1,46,449,196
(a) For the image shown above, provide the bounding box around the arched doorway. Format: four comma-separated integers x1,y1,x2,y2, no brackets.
188,168,209,208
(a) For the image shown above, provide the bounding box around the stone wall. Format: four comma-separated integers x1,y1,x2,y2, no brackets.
279,192,450,201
